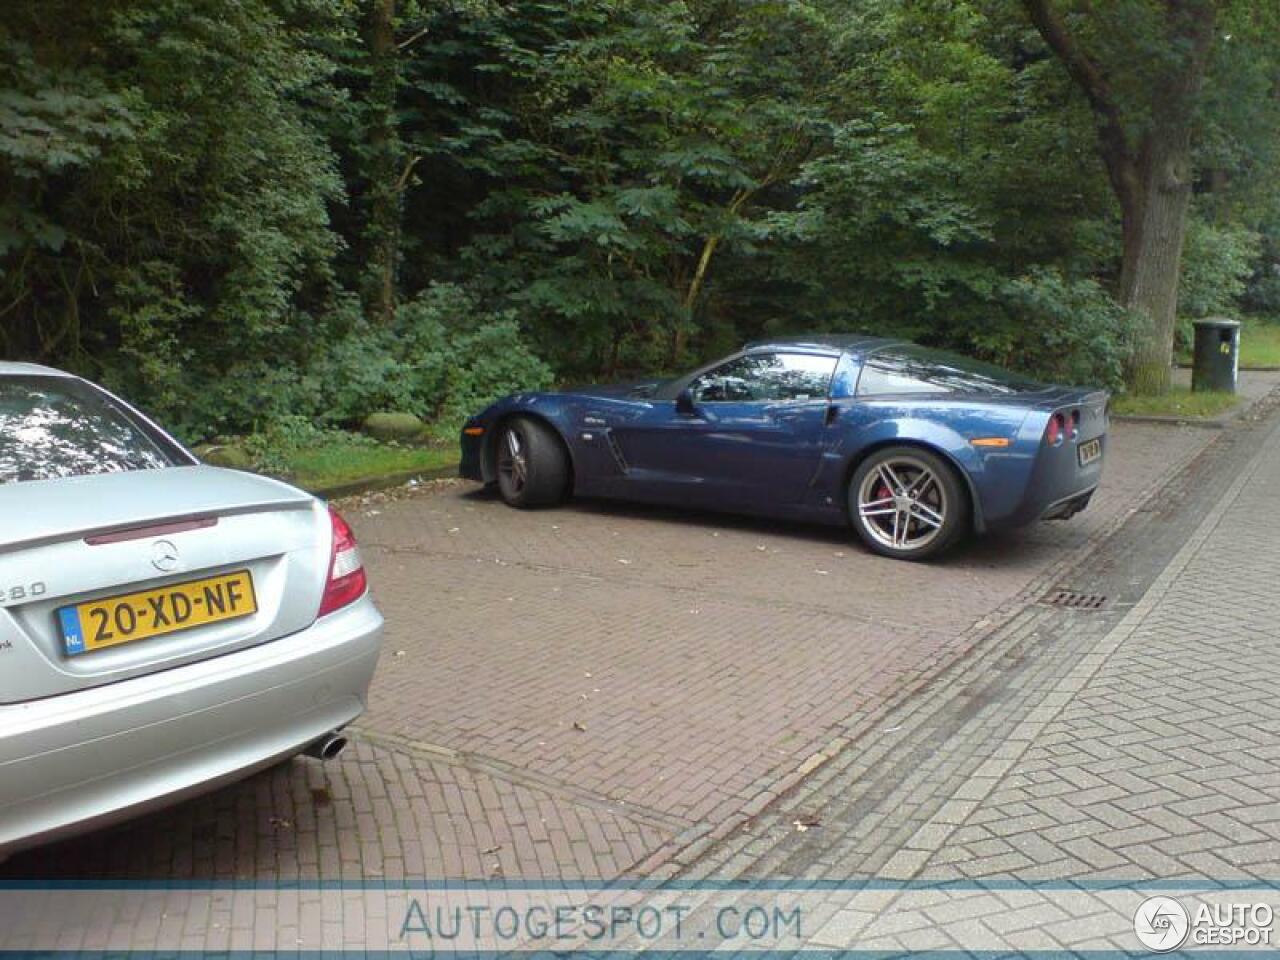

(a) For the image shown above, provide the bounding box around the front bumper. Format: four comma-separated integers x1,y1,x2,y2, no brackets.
460,425,486,482
0,595,382,859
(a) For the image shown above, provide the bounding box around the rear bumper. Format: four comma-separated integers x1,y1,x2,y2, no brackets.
1038,485,1097,521
0,595,382,859
982,432,1107,530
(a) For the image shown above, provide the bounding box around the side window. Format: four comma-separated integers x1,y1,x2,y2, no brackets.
691,353,837,403
856,346,1040,397
856,352,956,396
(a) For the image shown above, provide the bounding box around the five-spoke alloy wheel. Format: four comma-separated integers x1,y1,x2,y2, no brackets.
849,446,969,560
495,415,570,509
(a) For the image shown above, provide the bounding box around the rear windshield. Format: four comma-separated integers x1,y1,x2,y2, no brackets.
857,345,1044,397
0,376,178,485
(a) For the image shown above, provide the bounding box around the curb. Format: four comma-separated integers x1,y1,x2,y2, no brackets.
308,462,460,500
1112,385,1272,430
1176,362,1280,372
1110,413,1229,429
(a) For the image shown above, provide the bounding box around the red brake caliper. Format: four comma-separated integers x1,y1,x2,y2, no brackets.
876,484,892,528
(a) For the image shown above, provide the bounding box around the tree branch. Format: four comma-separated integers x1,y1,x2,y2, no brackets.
395,153,423,192
397,26,430,51
1021,0,1140,210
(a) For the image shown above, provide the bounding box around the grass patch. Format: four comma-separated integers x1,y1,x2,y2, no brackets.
282,440,456,492
200,418,461,492
1240,317,1280,368
1112,388,1240,419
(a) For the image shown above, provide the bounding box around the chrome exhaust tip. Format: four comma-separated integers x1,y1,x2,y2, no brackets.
304,733,348,762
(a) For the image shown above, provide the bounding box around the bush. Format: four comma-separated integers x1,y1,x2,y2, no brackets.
235,416,387,478
967,267,1130,389
309,283,553,430
1177,218,1260,347
1243,222,1280,317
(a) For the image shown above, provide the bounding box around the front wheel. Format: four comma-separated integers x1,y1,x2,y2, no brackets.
496,416,570,508
849,446,969,561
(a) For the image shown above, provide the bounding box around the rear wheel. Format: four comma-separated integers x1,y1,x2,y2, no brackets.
496,416,570,508
849,446,969,561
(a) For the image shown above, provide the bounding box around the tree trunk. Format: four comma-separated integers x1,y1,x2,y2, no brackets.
1119,128,1196,394
672,188,753,365
1020,0,1215,394
673,233,721,364
365,0,399,327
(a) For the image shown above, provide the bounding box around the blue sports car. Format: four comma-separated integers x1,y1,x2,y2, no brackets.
460,336,1108,560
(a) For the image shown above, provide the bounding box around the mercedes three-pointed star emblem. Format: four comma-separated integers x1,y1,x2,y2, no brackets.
151,539,180,573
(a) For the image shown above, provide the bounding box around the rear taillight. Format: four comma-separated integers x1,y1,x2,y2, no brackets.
1045,413,1065,446
318,506,367,617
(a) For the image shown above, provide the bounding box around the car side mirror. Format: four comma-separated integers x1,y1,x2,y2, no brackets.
675,388,697,416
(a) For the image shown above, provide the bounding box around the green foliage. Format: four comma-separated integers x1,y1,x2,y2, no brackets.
988,268,1130,389
3,0,1279,430
309,283,553,430
1179,217,1260,321
236,414,454,490
240,416,359,478
2,0,351,434
411,0,836,376
284,439,455,491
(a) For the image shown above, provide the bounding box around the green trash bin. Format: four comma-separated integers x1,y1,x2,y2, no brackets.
1191,317,1240,394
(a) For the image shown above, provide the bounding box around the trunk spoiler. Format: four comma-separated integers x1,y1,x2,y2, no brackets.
0,466,312,555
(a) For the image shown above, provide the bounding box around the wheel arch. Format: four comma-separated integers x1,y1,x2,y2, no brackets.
483,410,577,494
841,438,985,534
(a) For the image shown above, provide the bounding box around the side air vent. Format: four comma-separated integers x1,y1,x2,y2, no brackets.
605,431,630,474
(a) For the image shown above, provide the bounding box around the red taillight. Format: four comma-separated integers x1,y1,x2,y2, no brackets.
1045,413,1065,446
318,506,367,617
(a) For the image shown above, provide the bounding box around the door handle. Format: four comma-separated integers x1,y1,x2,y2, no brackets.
825,405,840,425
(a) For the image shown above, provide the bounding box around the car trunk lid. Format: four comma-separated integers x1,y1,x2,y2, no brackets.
0,466,329,704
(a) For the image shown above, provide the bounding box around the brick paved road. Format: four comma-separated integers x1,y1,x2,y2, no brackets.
642,390,1280,952
0,406,1259,883
915,417,1280,887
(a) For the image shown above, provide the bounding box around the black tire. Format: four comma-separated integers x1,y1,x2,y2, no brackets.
848,445,970,561
495,416,570,508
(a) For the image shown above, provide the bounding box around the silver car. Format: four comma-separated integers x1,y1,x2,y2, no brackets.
0,362,383,860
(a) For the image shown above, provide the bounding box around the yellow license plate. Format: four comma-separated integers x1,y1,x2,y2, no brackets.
58,570,257,656
1078,438,1102,466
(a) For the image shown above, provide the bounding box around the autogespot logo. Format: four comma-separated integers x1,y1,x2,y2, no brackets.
1134,896,1190,952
